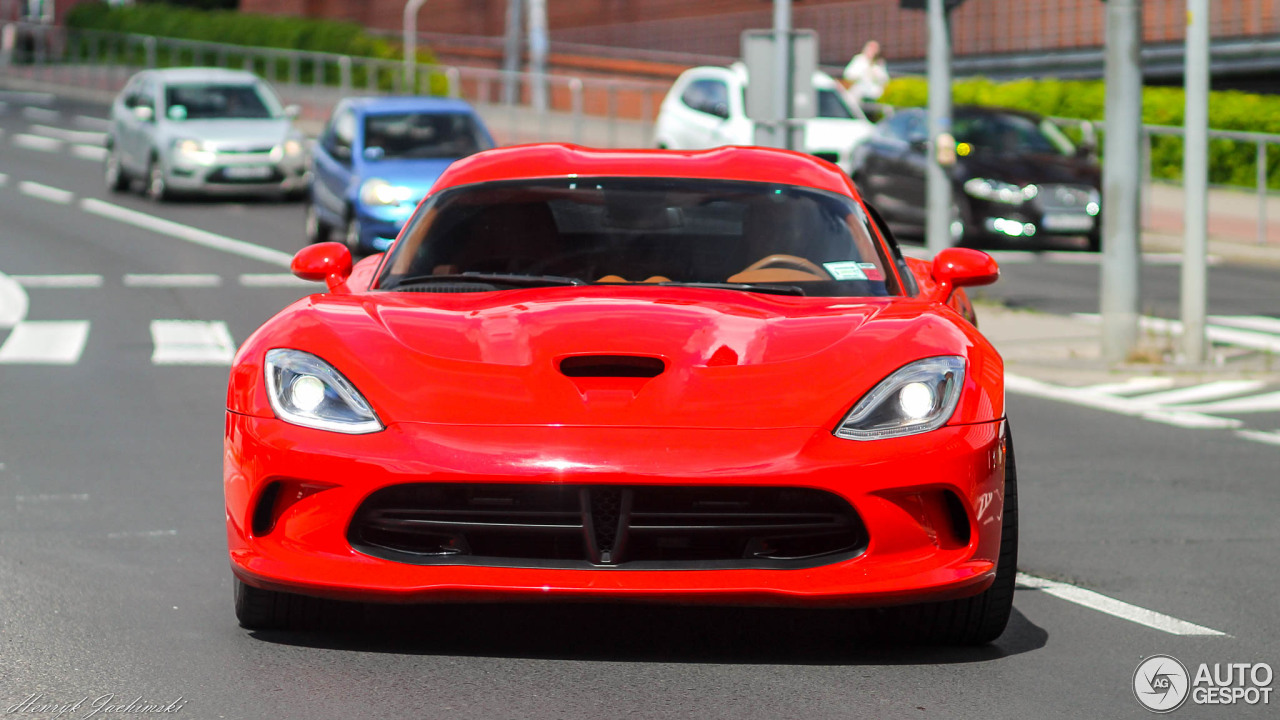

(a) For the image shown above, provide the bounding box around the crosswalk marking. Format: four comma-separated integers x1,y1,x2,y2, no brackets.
18,181,73,205
0,320,90,365
1174,391,1280,415
124,274,222,288
12,133,63,153
1133,380,1267,407
28,123,107,145
1076,313,1280,355
1004,374,1243,429
21,107,60,122
149,320,235,365
1079,377,1176,396
70,144,108,161
1209,315,1280,335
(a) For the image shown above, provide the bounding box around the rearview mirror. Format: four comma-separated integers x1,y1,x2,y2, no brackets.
929,248,999,303
292,242,353,292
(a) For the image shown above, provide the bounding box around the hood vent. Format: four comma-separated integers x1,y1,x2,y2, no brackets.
560,355,665,378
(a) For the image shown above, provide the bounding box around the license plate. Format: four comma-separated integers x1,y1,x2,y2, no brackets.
1041,213,1095,232
223,166,272,179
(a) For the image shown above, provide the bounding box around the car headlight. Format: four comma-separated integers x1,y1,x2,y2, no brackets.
264,349,383,434
834,356,965,441
173,138,215,165
963,178,1038,205
360,178,414,207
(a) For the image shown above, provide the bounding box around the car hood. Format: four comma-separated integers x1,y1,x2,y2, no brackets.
163,118,293,148
244,287,994,429
958,151,1100,188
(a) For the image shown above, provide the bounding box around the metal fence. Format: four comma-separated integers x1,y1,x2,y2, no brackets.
1,24,667,148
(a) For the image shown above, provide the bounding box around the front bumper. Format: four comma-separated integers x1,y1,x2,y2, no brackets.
353,203,416,252
225,414,1007,607
166,152,308,196
965,194,1100,241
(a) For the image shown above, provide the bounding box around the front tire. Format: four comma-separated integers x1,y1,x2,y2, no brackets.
104,146,128,192
305,202,331,244
145,157,169,202
895,422,1018,645
234,578,338,631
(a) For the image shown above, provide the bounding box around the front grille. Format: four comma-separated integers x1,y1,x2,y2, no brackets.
349,484,867,570
217,145,275,155
1037,184,1096,211
207,167,285,184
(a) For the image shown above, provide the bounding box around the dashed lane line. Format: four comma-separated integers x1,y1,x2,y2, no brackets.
18,181,74,205
28,123,108,145
0,172,7,187
149,320,236,365
240,273,313,287
12,133,63,153
70,144,108,161
1016,572,1228,637
79,198,293,267
0,270,29,328
9,274,104,288
20,106,60,122
0,320,90,365
123,273,222,288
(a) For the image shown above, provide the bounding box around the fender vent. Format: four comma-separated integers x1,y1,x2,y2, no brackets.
560,355,665,378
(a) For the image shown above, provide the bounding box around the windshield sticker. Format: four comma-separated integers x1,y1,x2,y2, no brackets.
823,261,868,281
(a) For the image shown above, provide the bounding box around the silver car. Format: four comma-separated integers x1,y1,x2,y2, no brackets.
104,67,308,201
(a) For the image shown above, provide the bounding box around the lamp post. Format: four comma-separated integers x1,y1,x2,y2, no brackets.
403,0,428,94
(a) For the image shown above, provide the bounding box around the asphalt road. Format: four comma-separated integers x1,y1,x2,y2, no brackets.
1,91,1277,720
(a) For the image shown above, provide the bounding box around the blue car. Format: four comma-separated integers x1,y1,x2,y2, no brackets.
306,97,495,254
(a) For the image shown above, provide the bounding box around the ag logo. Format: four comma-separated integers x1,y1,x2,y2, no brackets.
1134,655,1191,713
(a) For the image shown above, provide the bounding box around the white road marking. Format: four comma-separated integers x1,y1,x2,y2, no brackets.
76,115,111,130
1079,377,1176,396
71,144,108,161
1236,429,1280,446
80,198,292,267
124,273,222,288
15,493,90,503
18,181,74,205
106,529,178,539
0,270,29,328
1017,572,1227,636
20,106,60,122
0,172,7,186
1005,373,1243,429
0,90,54,104
0,320,91,365
1133,380,1266,406
150,320,236,365
10,274,104,288
1176,391,1280,415
12,133,64,153
1209,315,1280,335
1076,313,1280,354
28,123,108,145
239,273,311,287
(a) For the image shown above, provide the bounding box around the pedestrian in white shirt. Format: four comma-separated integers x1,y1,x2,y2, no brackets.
843,40,890,105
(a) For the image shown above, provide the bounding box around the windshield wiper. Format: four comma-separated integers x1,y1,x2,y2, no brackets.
386,272,588,290
651,282,806,296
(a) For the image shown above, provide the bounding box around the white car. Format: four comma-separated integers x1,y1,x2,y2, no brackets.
654,63,874,175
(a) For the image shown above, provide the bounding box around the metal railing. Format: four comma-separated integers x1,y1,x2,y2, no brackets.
1,24,668,148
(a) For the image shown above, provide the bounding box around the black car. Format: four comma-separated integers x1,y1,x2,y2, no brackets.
851,105,1102,251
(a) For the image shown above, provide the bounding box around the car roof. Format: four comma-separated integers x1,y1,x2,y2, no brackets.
143,67,266,84
343,96,478,115
432,144,857,196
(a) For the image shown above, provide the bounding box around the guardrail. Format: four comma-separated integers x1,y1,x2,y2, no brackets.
1,23,667,148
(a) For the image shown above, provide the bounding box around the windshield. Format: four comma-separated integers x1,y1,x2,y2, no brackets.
379,178,899,297
818,89,860,120
163,83,279,120
954,113,1076,156
363,112,491,160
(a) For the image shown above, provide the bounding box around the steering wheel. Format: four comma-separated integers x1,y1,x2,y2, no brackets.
741,254,830,280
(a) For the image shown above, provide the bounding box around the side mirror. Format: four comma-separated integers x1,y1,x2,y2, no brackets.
929,247,999,303
132,105,154,123
292,242,353,293
908,136,929,153
283,104,301,119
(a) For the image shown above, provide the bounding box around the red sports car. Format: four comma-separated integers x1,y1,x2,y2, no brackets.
224,144,1014,644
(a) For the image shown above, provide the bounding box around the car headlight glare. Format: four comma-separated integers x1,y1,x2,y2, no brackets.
173,138,215,165
360,178,413,207
284,139,304,156
835,356,966,441
963,178,1036,205
264,349,383,434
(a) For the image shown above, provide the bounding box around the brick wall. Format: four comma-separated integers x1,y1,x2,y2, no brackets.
239,0,1280,66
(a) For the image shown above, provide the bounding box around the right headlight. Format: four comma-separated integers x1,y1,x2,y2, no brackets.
834,356,966,441
359,178,413,207
264,349,383,434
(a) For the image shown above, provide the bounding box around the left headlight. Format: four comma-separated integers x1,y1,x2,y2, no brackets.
173,138,215,165
360,178,414,207
834,356,966,441
264,349,383,434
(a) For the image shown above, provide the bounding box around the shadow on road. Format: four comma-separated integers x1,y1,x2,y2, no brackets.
248,601,1048,666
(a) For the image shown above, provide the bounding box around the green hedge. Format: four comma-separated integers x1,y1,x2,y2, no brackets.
881,76,1280,190
65,2,446,94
